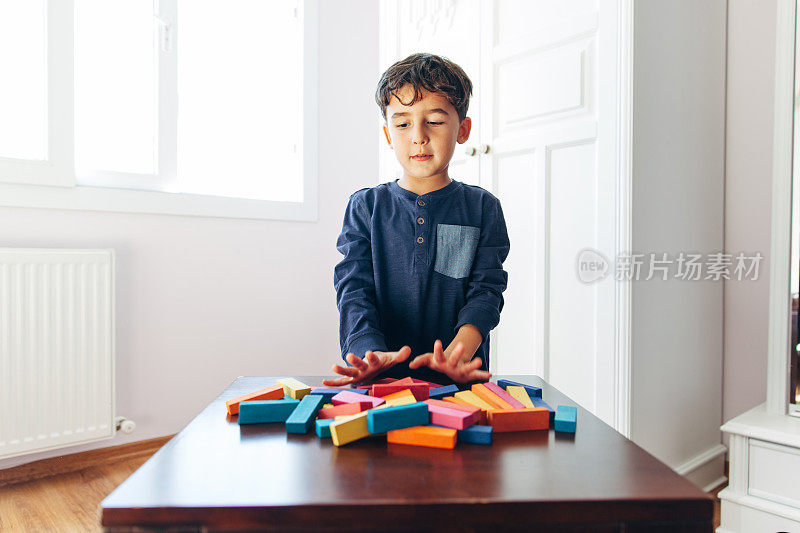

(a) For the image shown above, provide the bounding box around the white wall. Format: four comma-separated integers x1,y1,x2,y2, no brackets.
0,0,381,469
723,0,775,432
631,0,726,471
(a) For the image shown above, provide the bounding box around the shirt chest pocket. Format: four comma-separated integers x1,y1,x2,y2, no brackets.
434,224,480,279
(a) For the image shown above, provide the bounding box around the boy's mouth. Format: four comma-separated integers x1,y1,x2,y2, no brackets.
411,154,432,161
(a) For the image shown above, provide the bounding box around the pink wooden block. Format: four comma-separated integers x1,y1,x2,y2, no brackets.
484,381,525,409
331,390,385,408
426,403,479,430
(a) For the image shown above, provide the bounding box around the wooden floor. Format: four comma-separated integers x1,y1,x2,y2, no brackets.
0,439,726,531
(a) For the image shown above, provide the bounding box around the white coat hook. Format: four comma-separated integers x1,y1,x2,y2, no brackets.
154,15,173,53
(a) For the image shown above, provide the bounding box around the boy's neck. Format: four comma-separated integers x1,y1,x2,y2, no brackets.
397,174,452,196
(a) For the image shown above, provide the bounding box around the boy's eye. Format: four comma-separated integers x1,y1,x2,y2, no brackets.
428,122,443,125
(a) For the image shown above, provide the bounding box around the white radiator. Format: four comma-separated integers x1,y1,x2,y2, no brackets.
0,248,115,460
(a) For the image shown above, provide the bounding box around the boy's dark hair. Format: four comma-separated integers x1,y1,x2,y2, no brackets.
375,53,473,123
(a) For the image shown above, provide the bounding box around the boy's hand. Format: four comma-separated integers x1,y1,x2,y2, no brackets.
408,339,491,383
323,346,412,387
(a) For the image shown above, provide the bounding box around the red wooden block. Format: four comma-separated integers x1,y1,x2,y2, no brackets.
317,402,371,419
356,377,397,390
488,407,550,432
370,383,430,401
411,378,444,389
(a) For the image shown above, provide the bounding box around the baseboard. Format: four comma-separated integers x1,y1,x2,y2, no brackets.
0,435,174,488
673,443,728,491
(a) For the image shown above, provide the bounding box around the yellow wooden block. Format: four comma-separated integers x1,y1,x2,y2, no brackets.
330,410,370,446
322,403,334,409
506,386,534,408
454,390,496,412
277,377,311,400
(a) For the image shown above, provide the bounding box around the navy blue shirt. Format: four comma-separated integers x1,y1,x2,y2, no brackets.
334,178,510,382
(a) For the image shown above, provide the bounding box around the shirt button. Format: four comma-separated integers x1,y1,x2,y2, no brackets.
417,236,424,244
417,217,424,225
418,200,425,207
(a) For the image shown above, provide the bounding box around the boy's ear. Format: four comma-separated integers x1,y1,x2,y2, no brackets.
382,124,393,148
457,117,472,144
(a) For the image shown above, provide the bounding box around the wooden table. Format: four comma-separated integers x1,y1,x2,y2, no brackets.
101,375,713,532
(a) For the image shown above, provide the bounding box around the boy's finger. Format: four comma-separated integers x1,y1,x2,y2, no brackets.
448,342,465,365
332,364,360,377
408,353,432,369
346,353,368,370
394,345,412,363
433,340,446,365
323,377,353,387
465,370,492,382
365,351,380,367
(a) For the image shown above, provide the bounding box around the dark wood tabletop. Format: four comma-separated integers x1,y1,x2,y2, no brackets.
100,375,713,532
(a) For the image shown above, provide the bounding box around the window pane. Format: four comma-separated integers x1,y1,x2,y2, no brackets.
0,0,46,161
177,0,301,202
74,0,157,175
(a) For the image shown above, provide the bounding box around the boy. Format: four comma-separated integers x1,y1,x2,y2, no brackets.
324,53,509,386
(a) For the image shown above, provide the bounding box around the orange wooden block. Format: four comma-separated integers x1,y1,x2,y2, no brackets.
225,385,284,415
471,383,514,410
387,425,457,449
488,407,550,432
317,401,371,419
442,396,488,424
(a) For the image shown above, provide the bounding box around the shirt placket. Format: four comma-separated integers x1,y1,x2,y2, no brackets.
414,195,429,270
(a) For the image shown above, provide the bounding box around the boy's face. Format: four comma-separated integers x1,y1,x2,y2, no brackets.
382,85,471,183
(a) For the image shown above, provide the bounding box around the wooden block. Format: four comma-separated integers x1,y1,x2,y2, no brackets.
225,385,284,415
424,402,478,430
457,424,493,445
483,382,525,409
410,378,444,389
331,390,385,408
316,402,371,419
506,386,534,408
277,378,312,400
554,405,577,433
315,418,334,438
285,394,326,434
441,396,488,424
330,410,371,446
308,388,357,402
387,426,457,449
471,383,514,410
380,389,417,407
238,398,300,424
370,383,429,401
356,377,398,390
367,402,429,434
497,379,542,398
531,397,555,424
428,384,459,400
322,403,334,409
488,407,549,432
452,391,496,413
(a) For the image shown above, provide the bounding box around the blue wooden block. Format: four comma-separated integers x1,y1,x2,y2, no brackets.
530,397,555,425
497,379,542,398
286,394,326,434
457,424,493,445
554,405,577,433
238,398,300,424
310,388,366,401
367,402,429,434
315,418,334,438
428,384,459,400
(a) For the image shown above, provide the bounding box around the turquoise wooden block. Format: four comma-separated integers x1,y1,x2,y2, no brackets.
238,398,300,424
554,405,577,433
457,424,493,445
367,402,429,434
315,418,334,438
286,394,326,434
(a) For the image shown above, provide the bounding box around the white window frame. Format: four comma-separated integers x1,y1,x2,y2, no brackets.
0,0,318,222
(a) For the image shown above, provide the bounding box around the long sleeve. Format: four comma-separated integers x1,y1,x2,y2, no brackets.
334,194,388,360
455,196,510,339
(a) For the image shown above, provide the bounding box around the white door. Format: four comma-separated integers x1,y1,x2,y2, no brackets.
378,0,482,186
482,0,620,424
